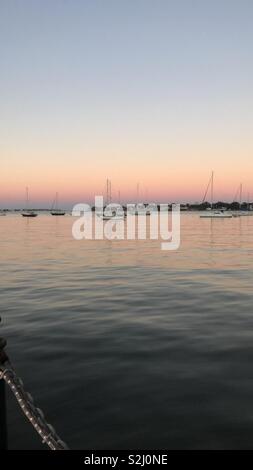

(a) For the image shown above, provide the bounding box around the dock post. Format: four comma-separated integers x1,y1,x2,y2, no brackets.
0,318,8,450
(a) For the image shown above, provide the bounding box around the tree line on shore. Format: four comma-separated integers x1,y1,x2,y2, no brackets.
1,201,252,212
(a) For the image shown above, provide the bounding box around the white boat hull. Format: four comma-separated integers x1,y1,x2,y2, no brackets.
98,214,125,220
200,212,233,219
21,212,38,218
239,212,253,216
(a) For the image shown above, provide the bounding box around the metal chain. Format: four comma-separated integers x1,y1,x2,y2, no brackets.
0,360,69,450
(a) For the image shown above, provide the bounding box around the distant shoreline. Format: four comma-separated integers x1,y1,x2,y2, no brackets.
0,202,252,213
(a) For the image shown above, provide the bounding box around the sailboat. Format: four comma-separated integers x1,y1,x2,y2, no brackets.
237,184,251,216
51,193,65,216
98,179,125,220
231,183,242,217
200,172,232,218
246,192,253,216
21,187,38,218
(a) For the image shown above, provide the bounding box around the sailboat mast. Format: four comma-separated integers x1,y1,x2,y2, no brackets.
239,183,242,209
26,187,29,210
56,192,58,210
106,179,111,205
105,179,112,205
211,171,214,210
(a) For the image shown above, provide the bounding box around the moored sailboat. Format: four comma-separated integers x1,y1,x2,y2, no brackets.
200,172,232,218
51,193,65,216
21,188,38,217
238,184,252,216
98,179,125,220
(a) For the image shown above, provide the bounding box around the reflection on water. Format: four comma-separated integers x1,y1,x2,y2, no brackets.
0,214,253,449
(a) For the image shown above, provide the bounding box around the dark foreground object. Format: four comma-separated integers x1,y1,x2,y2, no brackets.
0,332,8,450
0,317,67,450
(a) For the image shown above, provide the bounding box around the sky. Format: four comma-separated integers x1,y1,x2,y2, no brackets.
0,0,253,208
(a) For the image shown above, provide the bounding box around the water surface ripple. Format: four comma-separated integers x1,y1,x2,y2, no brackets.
1,214,253,449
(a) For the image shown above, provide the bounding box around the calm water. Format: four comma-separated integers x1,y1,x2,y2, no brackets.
1,213,253,449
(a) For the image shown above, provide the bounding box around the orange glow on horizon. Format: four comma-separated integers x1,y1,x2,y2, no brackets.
1,167,253,208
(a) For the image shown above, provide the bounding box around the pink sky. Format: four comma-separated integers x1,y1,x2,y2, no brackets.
1,2,253,208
